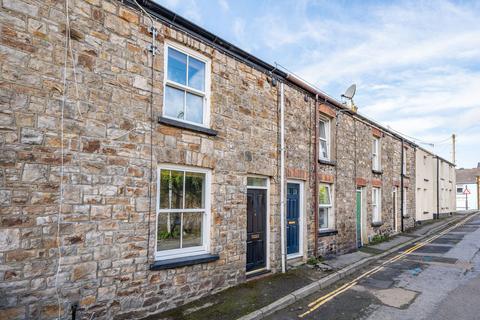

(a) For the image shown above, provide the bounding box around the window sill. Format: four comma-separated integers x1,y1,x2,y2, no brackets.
318,229,338,237
158,116,218,136
318,159,336,166
150,253,219,270
371,221,383,227
372,169,383,175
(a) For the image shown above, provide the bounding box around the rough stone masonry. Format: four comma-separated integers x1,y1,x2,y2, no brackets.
0,0,416,319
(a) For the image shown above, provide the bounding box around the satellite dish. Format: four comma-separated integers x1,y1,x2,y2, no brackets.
342,84,356,99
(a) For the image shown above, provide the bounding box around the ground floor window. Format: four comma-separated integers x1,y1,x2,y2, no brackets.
319,184,334,230
372,187,381,222
156,165,211,259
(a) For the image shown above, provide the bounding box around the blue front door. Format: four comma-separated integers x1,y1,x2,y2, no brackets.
287,183,300,255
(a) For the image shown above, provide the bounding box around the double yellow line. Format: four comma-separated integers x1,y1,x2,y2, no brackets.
299,214,476,318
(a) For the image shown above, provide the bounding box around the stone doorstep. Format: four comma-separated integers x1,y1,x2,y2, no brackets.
237,212,475,320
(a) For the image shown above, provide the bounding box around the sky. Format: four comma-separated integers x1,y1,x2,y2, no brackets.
154,0,480,169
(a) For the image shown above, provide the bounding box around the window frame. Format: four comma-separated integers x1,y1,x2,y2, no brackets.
372,137,381,170
318,183,334,230
163,41,211,128
318,119,331,161
372,187,381,223
403,187,408,217
155,164,211,260
402,148,407,175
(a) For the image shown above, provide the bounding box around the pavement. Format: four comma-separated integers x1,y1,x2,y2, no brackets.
141,212,472,320
265,210,480,320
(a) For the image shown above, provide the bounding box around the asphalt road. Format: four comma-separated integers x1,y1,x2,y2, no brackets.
267,212,480,320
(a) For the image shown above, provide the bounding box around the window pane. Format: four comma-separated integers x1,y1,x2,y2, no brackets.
159,170,170,209
185,171,205,209
170,170,184,209
188,56,205,91
185,92,204,124
167,47,187,85
319,207,328,229
320,141,328,159
182,212,203,248
319,121,326,139
157,212,181,251
319,185,331,205
247,177,267,187
164,86,185,120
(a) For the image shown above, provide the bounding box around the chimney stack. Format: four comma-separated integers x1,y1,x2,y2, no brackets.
477,162,480,168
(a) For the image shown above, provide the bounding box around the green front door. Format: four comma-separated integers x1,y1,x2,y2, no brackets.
356,190,362,247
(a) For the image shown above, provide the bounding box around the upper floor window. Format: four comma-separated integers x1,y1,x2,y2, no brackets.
372,137,381,170
402,148,407,175
164,44,210,126
157,165,211,259
319,184,334,230
319,119,330,160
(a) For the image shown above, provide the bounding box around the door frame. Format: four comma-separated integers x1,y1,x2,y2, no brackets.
286,179,304,260
393,186,399,233
246,175,270,274
356,187,366,246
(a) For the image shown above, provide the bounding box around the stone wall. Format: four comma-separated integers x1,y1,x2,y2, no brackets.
0,0,284,318
0,0,419,319
312,106,416,257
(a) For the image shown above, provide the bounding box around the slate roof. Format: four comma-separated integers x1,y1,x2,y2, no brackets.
456,167,480,184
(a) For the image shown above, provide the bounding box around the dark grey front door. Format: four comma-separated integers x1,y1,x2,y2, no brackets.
246,188,267,272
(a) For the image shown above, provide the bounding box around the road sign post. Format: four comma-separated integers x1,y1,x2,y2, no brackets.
463,187,471,210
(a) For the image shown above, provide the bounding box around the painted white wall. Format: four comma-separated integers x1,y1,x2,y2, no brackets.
416,149,435,221
416,149,456,221
456,183,478,210
438,160,456,214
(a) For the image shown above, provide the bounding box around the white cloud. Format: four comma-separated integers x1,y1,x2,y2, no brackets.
153,0,202,23
218,0,229,11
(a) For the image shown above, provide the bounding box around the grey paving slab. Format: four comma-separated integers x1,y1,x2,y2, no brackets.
404,255,458,265
451,226,479,233
369,235,412,251
431,237,462,245
411,245,452,254
439,233,466,240
324,251,372,270
359,278,395,289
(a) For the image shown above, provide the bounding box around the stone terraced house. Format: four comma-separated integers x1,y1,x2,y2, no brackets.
0,0,427,319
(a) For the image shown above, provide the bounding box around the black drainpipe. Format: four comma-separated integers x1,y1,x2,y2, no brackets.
436,156,440,219
71,303,78,320
400,139,404,232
